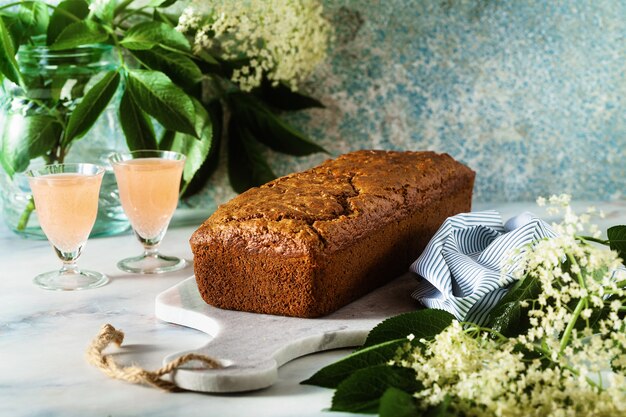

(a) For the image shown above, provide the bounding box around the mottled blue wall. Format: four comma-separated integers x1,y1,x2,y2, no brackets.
188,0,626,208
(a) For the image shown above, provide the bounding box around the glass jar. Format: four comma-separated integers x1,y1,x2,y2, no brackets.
0,43,129,238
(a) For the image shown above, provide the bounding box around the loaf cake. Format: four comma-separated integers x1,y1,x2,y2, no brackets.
190,150,475,318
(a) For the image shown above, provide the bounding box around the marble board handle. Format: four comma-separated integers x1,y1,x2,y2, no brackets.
155,274,418,393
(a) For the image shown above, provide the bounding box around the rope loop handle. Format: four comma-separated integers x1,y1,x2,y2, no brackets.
86,324,220,392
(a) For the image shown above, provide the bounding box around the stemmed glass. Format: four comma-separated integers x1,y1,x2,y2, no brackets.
109,150,186,274
26,163,108,291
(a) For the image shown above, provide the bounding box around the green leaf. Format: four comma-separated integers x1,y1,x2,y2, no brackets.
121,21,190,51
145,0,178,6
131,47,202,90
159,129,176,151
0,115,62,177
69,75,91,100
90,0,116,23
379,387,419,417
167,99,214,191
1,14,24,49
181,100,222,198
64,70,120,144
228,122,276,193
331,365,421,414
23,116,61,160
302,339,411,389
195,49,219,66
488,274,541,337
488,300,524,337
18,2,49,37
126,69,197,137
256,80,325,111
0,17,21,85
47,0,90,45
156,0,179,7
230,93,326,156
50,76,67,102
50,20,108,50
119,88,157,150
113,0,132,16
608,226,626,262
363,309,455,348
578,304,611,334
152,9,176,26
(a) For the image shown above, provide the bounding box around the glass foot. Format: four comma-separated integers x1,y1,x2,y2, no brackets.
33,269,109,291
117,253,186,274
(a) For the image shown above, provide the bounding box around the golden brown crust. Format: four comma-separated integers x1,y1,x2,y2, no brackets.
191,150,475,317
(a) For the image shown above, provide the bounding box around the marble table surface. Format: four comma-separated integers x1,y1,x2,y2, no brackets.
2,200,625,417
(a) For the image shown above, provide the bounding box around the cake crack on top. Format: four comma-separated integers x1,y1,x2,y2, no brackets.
218,171,362,228
329,173,360,220
307,223,328,248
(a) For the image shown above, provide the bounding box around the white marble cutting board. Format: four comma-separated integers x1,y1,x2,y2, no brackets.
154,273,419,393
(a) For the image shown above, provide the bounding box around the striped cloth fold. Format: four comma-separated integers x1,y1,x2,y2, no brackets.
410,211,556,325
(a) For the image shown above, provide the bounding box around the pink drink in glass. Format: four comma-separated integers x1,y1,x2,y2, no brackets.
109,150,187,274
113,158,184,240
30,173,102,252
26,164,108,291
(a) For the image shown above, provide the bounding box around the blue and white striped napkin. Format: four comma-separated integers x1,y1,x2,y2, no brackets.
410,211,556,325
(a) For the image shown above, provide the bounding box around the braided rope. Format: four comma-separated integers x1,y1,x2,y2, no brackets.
86,324,220,392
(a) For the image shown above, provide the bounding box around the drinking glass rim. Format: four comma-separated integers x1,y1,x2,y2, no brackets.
25,163,106,178
108,150,186,164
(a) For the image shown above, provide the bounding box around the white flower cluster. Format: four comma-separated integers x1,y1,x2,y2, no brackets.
393,195,626,416
176,1,332,92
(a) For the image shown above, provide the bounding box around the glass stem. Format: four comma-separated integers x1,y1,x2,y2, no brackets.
136,229,166,257
60,260,79,275
144,245,160,258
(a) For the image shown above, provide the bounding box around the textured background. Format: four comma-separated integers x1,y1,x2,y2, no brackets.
185,0,626,209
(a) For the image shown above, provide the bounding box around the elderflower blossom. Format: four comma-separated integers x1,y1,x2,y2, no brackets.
393,195,626,416
176,7,202,32
176,1,332,91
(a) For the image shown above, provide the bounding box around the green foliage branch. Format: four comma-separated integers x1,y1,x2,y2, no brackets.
0,0,327,230
304,218,626,416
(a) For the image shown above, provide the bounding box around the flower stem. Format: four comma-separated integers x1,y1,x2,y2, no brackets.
16,195,35,231
533,344,601,389
615,279,626,288
577,235,610,245
116,7,152,25
113,0,135,17
462,324,508,342
16,148,61,232
559,298,586,354
567,253,587,290
104,26,126,67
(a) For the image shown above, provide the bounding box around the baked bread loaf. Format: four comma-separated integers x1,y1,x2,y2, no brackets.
191,150,475,318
